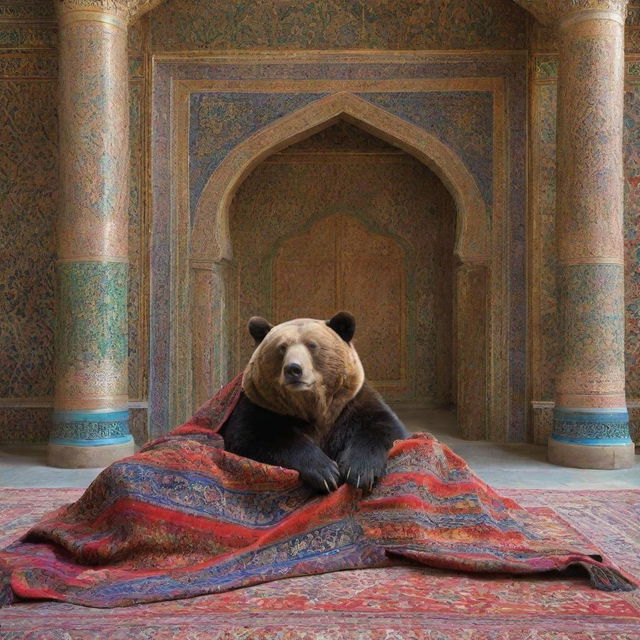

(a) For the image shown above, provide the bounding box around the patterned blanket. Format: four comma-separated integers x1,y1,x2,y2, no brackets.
0,375,635,607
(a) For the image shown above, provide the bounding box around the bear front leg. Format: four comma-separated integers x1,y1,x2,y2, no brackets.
295,441,342,494
221,394,341,493
256,431,341,494
336,439,390,493
330,389,408,493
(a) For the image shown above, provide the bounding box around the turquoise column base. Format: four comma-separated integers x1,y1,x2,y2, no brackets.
47,409,135,469
548,408,635,469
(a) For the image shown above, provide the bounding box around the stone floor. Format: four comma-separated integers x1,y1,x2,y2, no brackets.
0,408,638,489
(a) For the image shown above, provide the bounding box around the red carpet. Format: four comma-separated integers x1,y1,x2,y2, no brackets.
1,377,634,609
1,487,639,638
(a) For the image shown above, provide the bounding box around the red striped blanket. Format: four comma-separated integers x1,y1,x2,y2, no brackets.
0,375,635,607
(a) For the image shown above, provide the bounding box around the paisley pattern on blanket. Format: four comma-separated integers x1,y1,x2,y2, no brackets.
0,375,635,607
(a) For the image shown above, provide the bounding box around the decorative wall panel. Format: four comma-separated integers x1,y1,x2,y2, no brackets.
0,80,57,401
150,52,525,441
0,0,57,443
530,58,558,413
150,0,527,52
624,64,640,403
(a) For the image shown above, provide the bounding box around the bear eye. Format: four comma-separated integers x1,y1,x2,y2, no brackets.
306,341,318,351
278,343,287,355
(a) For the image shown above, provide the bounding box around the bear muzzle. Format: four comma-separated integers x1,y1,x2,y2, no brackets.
281,345,315,390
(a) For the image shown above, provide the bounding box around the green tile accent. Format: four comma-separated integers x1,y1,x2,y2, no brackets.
535,57,558,80
56,261,128,366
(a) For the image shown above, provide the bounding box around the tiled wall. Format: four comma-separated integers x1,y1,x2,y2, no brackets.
0,0,149,443
4,0,640,445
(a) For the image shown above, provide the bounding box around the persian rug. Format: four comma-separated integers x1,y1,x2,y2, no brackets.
0,375,636,613
1,489,639,639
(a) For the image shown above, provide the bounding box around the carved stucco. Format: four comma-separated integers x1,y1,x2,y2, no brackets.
60,0,627,27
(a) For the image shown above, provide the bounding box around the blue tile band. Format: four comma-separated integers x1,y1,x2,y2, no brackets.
51,409,132,446
50,436,133,447
552,407,633,446
54,410,129,423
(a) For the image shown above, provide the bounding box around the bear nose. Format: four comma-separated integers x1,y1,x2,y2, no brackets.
284,362,303,381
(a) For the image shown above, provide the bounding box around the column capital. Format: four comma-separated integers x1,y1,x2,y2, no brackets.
513,0,628,26
57,0,129,29
57,0,168,26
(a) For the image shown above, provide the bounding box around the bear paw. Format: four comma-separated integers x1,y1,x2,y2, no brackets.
298,452,341,494
337,448,387,493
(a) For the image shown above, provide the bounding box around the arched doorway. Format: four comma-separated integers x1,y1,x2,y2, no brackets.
227,121,456,409
188,92,493,438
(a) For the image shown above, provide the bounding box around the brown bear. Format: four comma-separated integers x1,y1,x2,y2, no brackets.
220,311,409,493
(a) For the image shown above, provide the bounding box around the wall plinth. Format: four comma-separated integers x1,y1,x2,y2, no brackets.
551,3,634,468
50,1,134,468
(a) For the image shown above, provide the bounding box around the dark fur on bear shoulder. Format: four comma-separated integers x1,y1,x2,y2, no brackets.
220,382,408,494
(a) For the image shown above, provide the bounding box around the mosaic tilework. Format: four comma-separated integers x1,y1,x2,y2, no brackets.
55,262,129,401
149,0,527,52
531,54,640,417
0,80,57,400
128,77,146,401
129,407,149,445
0,25,56,49
557,31,625,265
531,64,558,403
628,405,640,442
189,90,494,218
0,0,57,442
0,408,50,443
58,20,129,260
0,0,55,19
360,92,493,209
532,405,554,445
50,410,130,443
189,92,326,217
556,264,626,406
56,262,128,368
624,79,640,398
552,408,631,444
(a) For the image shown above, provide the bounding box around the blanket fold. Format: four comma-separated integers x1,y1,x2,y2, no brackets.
1,375,635,607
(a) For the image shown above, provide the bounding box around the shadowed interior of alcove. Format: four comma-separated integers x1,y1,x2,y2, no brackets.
227,121,458,417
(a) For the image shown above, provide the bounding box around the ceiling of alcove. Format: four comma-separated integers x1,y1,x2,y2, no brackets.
272,120,404,156
242,120,453,201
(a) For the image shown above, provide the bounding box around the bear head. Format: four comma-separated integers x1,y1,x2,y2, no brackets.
242,311,365,429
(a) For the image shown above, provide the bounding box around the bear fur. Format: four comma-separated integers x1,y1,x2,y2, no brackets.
220,311,409,493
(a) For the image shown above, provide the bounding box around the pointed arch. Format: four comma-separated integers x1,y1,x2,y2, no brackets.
191,92,490,266
188,91,494,440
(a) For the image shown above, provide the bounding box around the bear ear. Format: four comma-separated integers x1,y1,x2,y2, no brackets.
326,311,356,343
248,317,273,344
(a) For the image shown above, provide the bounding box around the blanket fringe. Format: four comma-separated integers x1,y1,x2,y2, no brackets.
580,562,637,592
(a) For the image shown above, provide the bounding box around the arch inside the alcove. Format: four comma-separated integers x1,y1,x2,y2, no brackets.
191,92,490,267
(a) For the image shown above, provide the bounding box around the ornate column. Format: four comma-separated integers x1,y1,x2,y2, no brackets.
49,0,134,467
550,1,635,468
